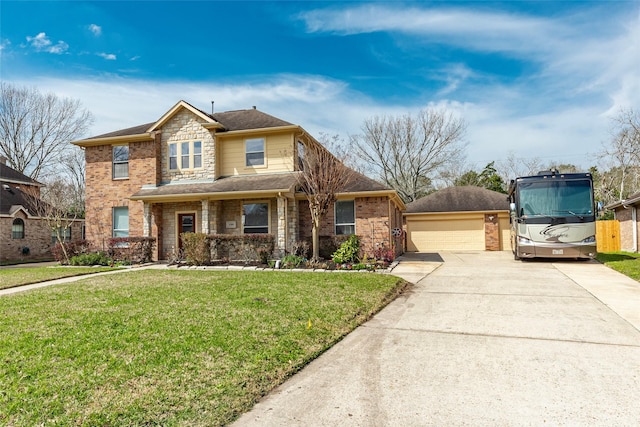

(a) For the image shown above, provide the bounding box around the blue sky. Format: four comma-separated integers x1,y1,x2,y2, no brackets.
1,1,639,173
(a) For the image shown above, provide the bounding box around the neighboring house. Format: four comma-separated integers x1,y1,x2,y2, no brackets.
605,194,640,252
404,186,510,252
72,100,405,261
0,157,83,261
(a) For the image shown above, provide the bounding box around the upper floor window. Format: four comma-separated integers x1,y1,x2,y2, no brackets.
169,141,203,171
181,142,190,169
169,143,178,170
243,202,269,234
245,138,265,167
335,200,355,235
113,206,129,237
113,145,129,179
194,141,202,168
12,218,24,239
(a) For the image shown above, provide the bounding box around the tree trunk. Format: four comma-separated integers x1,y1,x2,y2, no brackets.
312,217,321,262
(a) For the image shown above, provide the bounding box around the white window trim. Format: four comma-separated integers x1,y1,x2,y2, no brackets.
245,137,267,169
335,200,356,235
112,144,129,180
242,200,271,234
112,206,129,238
168,140,204,171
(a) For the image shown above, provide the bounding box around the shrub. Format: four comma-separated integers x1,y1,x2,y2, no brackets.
281,254,305,269
291,241,311,258
209,234,275,263
319,235,349,260
108,237,156,264
70,252,111,266
52,240,91,264
257,247,272,265
332,235,361,264
181,233,210,265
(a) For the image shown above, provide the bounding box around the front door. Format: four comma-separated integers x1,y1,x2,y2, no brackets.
178,213,195,251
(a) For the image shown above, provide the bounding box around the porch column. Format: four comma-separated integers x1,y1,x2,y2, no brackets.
143,202,152,237
276,195,288,256
201,199,210,235
210,200,220,235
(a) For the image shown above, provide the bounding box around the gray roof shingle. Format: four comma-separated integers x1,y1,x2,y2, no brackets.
86,107,293,140
406,186,509,213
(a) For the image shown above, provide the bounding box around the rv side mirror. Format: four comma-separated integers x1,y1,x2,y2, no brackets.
509,202,516,212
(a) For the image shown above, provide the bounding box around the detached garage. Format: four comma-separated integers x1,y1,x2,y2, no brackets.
404,186,510,252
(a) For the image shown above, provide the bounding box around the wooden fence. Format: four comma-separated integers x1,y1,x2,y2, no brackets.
596,220,620,252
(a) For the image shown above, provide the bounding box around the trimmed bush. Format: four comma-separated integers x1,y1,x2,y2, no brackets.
108,237,156,264
181,233,210,265
209,234,275,263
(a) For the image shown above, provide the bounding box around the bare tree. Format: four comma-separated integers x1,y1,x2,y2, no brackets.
598,108,640,201
24,181,83,264
0,83,93,181
297,138,355,261
351,108,466,203
496,151,544,185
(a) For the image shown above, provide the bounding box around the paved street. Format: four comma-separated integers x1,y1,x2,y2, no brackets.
233,251,640,426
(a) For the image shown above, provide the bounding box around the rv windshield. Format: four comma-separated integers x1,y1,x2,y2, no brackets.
519,179,593,217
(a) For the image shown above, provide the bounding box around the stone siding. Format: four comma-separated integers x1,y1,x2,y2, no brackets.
161,110,216,182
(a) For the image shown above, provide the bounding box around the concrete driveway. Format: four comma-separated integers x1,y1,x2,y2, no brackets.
233,251,640,426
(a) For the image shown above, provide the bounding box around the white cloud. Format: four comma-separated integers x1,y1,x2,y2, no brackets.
98,52,117,60
88,24,102,36
4,74,612,172
26,32,68,54
300,5,562,57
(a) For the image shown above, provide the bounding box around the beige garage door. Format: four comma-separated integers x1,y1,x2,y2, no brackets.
406,213,485,252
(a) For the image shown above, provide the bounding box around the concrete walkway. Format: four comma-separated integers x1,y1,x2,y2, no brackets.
233,251,640,426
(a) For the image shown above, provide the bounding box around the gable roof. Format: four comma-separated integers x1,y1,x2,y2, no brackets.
0,184,38,216
406,186,509,213
75,101,295,145
0,162,42,187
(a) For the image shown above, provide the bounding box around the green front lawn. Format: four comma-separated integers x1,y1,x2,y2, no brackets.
0,266,117,290
0,270,406,426
596,251,640,281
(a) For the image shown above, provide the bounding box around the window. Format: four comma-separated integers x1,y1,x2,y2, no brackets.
243,202,269,234
169,141,202,170
113,207,129,237
51,227,71,244
113,145,129,179
245,138,265,167
194,141,202,168
169,143,178,170
12,218,24,239
181,142,190,169
335,200,355,235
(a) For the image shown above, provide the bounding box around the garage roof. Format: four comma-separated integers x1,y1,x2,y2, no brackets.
406,186,509,213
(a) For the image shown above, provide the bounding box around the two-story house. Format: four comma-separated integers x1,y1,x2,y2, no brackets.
72,100,404,261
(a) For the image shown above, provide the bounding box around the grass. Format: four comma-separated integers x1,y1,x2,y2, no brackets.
0,269,406,426
0,266,118,290
596,251,640,281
